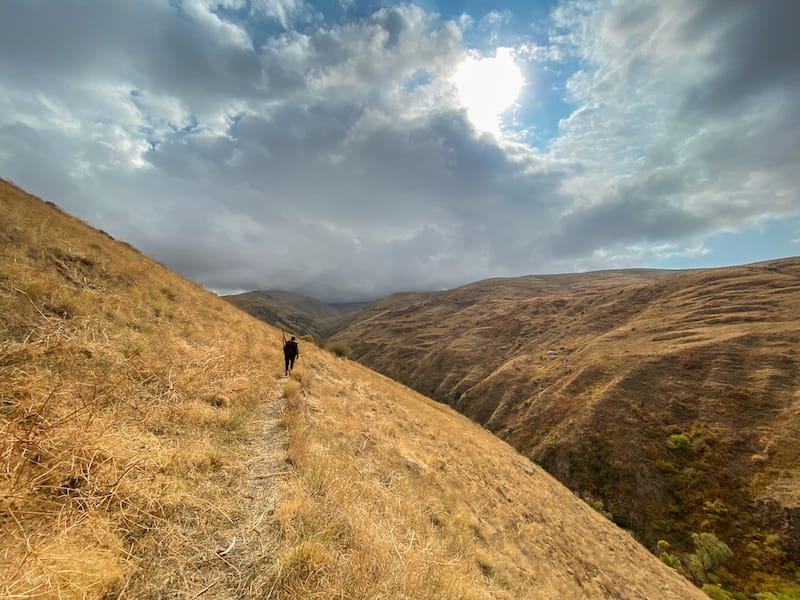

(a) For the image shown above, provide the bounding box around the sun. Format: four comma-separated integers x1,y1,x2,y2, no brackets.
452,47,524,135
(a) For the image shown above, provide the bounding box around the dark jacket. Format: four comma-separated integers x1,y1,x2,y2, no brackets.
283,339,299,358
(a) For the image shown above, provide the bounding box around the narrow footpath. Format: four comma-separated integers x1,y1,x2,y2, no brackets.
189,380,288,599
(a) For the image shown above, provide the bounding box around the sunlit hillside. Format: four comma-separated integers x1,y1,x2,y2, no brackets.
268,350,706,599
0,179,285,596
330,259,800,595
0,179,707,598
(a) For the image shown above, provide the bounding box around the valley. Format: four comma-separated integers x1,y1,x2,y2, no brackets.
236,260,800,594
325,259,800,593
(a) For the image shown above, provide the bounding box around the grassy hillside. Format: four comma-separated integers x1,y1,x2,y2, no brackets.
268,352,707,599
0,179,708,598
330,261,800,595
223,290,342,340
0,179,290,597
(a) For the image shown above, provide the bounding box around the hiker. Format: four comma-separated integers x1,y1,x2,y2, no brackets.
283,335,299,375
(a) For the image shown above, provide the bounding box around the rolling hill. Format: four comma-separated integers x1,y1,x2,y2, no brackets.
329,260,800,594
223,289,343,340
0,179,709,597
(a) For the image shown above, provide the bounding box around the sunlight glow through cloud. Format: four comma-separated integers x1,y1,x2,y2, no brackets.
452,47,524,135
1,1,798,301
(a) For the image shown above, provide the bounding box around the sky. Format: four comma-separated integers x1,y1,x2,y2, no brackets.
1,0,798,302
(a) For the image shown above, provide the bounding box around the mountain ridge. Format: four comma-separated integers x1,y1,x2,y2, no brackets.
223,289,343,339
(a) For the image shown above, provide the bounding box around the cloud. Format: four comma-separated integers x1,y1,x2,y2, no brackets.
479,10,512,44
547,0,800,263
252,0,307,29
0,0,798,301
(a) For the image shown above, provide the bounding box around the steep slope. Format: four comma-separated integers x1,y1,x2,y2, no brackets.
223,289,342,339
267,351,706,599
330,261,800,594
0,179,706,598
0,179,286,597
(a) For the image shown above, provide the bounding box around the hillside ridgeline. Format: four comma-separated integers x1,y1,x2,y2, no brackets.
223,290,343,340
223,291,371,341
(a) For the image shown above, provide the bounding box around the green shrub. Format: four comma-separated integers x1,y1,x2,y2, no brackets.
656,533,734,585
299,334,315,343
585,496,613,520
692,532,733,573
666,433,691,451
660,552,683,571
680,532,734,584
656,539,683,571
703,584,736,600
701,499,729,529
325,341,352,358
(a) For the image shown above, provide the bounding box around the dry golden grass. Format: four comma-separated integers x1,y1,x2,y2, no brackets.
258,348,705,599
1,180,287,597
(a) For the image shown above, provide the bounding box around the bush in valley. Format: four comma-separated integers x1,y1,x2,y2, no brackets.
666,433,691,451
702,584,737,600
745,533,786,576
325,341,352,358
692,532,733,575
656,533,734,587
656,540,683,572
300,334,315,343
584,496,613,521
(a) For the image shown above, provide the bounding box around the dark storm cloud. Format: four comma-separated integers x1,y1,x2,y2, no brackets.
680,0,800,116
129,97,569,300
550,190,704,258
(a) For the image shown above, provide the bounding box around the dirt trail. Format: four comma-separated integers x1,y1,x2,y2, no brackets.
192,380,288,599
